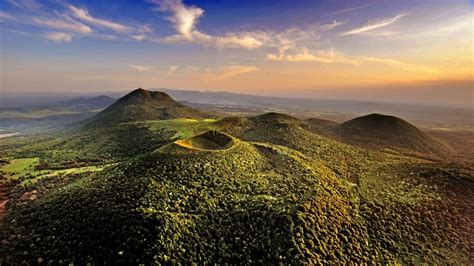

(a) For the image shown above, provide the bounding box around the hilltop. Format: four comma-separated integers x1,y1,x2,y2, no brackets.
14,89,214,163
332,113,451,155
84,88,208,126
219,112,373,178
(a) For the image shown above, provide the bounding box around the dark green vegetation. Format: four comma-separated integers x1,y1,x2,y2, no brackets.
303,113,452,156
1,89,472,264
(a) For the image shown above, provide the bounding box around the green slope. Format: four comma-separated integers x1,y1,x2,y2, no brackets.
219,112,376,178
2,109,472,264
333,113,452,156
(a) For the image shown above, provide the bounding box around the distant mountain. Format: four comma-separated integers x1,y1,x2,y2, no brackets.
251,112,300,123
84,88,208,126
333,113,451,155
58,95,115,109
304,117,339,127
156,88,473,125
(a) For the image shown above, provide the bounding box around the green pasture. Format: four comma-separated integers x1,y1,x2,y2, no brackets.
1,157,106,185
131,118,220,139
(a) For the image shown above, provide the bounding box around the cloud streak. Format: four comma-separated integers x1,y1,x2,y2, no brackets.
129,65,154,71
0,11,15,21
7,0,41,11
362,57,439,73
68,5,132,33
330,2,377,15
44,31,73,43
267,49,360,65
217,65,257,79
341,13,407,35
32,16,93,34
266,49,438,74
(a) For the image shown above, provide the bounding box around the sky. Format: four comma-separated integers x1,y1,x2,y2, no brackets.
0,0,473,107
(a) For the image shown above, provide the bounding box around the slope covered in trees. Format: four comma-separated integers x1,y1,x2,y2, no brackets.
1,91,472,264
326,113,451,155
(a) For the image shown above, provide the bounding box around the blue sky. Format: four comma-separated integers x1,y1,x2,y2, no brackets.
0,0,472,107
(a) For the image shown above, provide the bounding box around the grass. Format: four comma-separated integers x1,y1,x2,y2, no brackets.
130,118,219,139
20,165,106,185
1,157,39,177
1,157,107,184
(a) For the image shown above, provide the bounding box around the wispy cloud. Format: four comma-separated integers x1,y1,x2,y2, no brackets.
362,57,439,73
1,2,155,43
358,31,400,36
152,0,345,53
154,0,204,39
94,33,120,41
217,65,258,79
44,31,73,43
267,49,359,65
131,34,147,41
187,66,200,71
266,48,438,74
179,65,257,79
32,17,93,34
330,2,377,15
2,5,97,35
138,24,153,33
341,13,407,35
0,11,15,21
7,0,41,11
150,0,266,49
129,65,154,71
68,5,132,33
1,28,36,37
318,20,345,31
438,15,473,33
261,22,343,55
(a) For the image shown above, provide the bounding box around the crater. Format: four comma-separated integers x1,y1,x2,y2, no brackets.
155,130,236,154
175,130,234,150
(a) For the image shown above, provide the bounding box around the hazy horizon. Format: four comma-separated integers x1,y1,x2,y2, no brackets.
1,86,473,110
1,0,473,108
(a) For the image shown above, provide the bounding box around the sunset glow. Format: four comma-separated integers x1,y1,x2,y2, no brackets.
1,0,473,107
